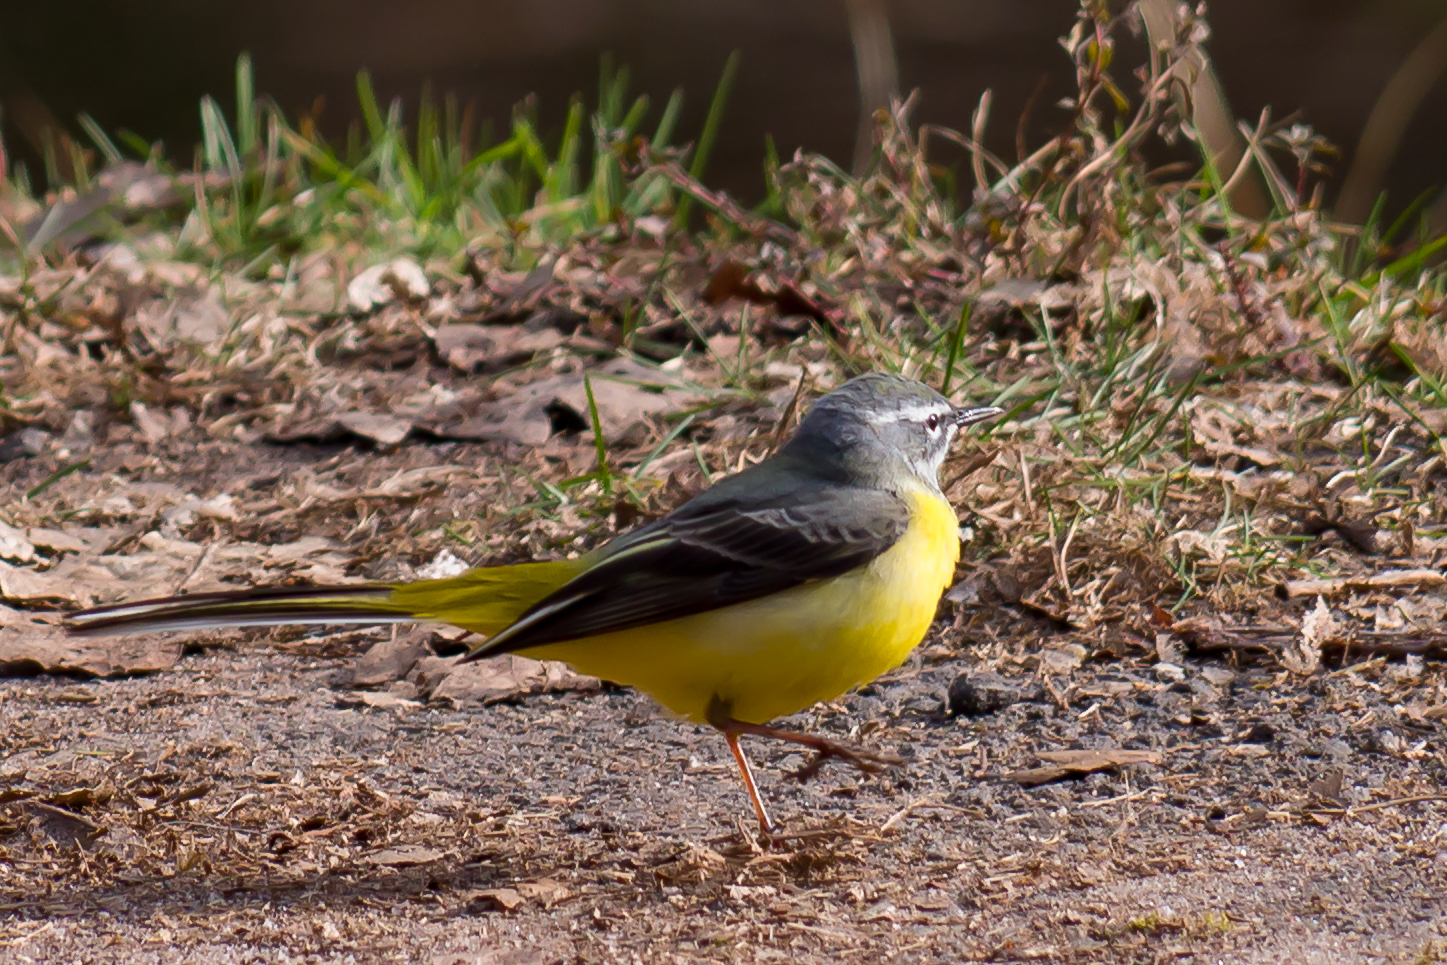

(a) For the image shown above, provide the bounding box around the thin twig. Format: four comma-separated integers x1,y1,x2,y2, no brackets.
1308,794,1447,819
172,538,220,595
647,161,795,243
878,795,969,834
769,368,810,456
1056,513,1081,601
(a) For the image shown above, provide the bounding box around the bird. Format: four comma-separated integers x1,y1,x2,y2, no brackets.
66,372,1002,835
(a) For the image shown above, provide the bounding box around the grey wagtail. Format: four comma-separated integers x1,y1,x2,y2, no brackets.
67,372,1002,834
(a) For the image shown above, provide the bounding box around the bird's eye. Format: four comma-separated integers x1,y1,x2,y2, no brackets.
925,414,940,431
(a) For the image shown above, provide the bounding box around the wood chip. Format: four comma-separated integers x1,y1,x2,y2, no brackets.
1308,769,1345,804
367,845,445,867
336,412,413,446
0,562,73,606
25,800,107,842
337,691,422,711
47,784,113,809
0,522,36,564
1005,749,1163,787
26,528,87,555
467,887,526,912
515,878,569,908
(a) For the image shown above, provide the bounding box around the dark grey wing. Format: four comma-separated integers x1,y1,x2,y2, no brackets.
476,484,909,654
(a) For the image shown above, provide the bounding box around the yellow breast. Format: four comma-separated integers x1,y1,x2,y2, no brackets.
524,485,960,724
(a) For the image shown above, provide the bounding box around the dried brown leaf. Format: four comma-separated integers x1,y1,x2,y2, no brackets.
0,623,182,678
351,628,431,689
430,654,601,707
433,323,563,372
422,358,711,446
347,259,429,312
1286,597,1335,675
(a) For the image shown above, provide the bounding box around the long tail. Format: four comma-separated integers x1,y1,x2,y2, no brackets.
64,559,585,639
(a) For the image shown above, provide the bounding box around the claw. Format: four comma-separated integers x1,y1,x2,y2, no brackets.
788,742,902,783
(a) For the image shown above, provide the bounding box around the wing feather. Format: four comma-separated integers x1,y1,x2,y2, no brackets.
474,483,909,655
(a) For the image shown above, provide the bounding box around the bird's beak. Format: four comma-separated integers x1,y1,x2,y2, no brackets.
954,406,1004,428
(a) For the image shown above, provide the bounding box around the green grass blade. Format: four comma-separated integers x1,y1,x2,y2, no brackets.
620,94,650,137
512,117,551,182
255,111,282,227
1388,344,1447,405
583,374,614,495
66,138,92,191
77,114,123,166
757,133,783,218
116,129,154,158
1372,234,1447,284
386,98,427,213
597,53,617,125
1349,192,1390,279
235,53,257,157
619,89,684,216
199,95,246,238
593,144,619,224
41,129,62,189
200,96,240,177
652,88,684,149
26,458,91,501
477,135,524,167
676,50,739,228
547,99,584,201
633,414,696,479
355,71,387,145
417,81,439,187
1381,187,1439,248
690,51,740,181
941,301,972,395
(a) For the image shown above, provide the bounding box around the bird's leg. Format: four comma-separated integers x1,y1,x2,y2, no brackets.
723,731,778,837
717,717,905,783
708,696,783,839
707,696,903,838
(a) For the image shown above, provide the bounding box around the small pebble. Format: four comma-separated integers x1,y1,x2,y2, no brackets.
1241,722,1275,744
1154,662,1186,684
947,673,1019,717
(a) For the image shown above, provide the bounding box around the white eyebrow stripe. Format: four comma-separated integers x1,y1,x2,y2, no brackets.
862,401,955,425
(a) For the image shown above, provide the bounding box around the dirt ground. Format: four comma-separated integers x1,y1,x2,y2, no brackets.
2,434,1445,965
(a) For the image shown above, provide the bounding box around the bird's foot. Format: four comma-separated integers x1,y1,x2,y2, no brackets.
787,739,904,783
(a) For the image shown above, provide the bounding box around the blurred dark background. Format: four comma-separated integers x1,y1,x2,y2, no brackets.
2,0,1445,216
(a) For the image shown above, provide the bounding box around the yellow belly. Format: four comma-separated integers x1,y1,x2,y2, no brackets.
522,486,960,724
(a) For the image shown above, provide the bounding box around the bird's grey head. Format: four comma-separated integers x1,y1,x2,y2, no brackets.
783,372,1001,491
